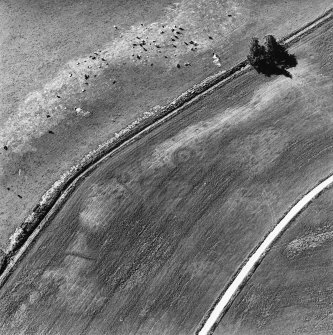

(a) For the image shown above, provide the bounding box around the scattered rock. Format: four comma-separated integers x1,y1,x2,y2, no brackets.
213,53,222,67
75,108,91,117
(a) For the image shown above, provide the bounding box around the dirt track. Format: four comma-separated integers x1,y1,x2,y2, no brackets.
198,173,333,335
0,18,332,334
216,186,333,335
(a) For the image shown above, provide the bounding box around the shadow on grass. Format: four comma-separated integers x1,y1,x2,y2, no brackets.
248,36,298,79
260,53,297,78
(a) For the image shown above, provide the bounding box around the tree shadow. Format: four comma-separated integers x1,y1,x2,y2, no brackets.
248,36,298,79
256,63,294,79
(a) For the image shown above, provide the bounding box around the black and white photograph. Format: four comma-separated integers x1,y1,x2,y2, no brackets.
0,1,332,334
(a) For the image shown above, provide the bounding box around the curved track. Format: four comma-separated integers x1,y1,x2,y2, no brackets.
215,184,333,335
197,174,333,335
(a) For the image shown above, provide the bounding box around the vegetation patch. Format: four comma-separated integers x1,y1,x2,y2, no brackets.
248,35,297,78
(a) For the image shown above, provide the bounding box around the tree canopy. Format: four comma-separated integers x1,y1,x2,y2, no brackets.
247,35,297,78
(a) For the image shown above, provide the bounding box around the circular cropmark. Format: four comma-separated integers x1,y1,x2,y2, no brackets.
172,146,196,166
115,171,131,184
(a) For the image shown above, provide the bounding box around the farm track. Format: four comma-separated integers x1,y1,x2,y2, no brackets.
196,174,333,335
1,7,332,283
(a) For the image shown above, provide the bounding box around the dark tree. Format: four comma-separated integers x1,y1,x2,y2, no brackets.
247,38,267,74
265,35,297,69
247,35,297,78
265,35,286,63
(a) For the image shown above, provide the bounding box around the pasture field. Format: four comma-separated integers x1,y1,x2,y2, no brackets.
0,18,332,334
0,0,332,249
215,186,333,335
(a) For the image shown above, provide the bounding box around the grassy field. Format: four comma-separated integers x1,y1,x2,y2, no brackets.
215,187,333,335
0,0,332,250
0,18,332,334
